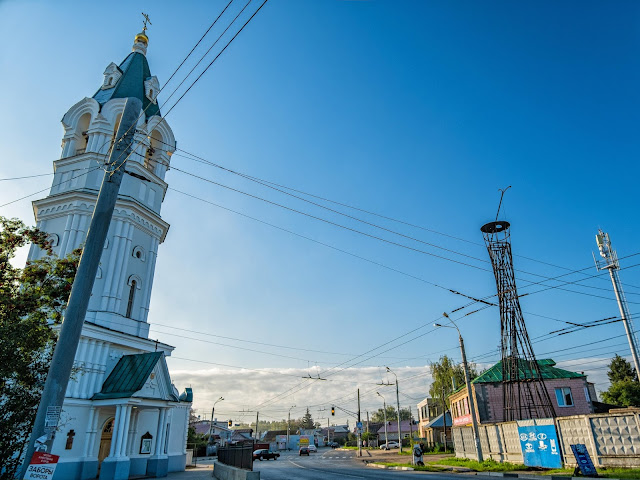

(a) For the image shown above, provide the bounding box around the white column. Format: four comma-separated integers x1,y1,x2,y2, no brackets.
62,135,77,158
83,407,99,458
79,339,96,398
127,409,140,456
154,408,167,455
87,341,105,396
113,222,135,312
93,342,110,395
139,237,159,322
109,406,123,458
112,405,129,458
70,339,88,398
101,220,124,310
58,214,75,257
106,221,131,312
118,406,132,457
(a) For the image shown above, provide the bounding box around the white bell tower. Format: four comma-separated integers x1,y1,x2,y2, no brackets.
29,29,176,339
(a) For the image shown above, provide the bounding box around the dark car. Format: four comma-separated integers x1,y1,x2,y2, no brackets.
299,447,310,456
252,449,280,461
329,442,339,449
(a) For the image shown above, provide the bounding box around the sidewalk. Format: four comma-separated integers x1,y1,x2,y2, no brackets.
159,465,213,479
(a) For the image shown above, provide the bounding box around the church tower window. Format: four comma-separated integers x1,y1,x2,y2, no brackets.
126,280,137,318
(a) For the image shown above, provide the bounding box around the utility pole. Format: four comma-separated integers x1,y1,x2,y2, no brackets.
327,418,330,444
377,392,388,448
387,368,403,453
287,405,295,450
210,397,224,439
436,314,484,461
595,230,640,381
357,388,362,457
409,406,413,440
19,97,142,479
255,412,259,440
366,411,369,433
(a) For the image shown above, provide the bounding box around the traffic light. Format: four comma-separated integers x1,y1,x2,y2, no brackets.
228,419,232,427
331,406,335,416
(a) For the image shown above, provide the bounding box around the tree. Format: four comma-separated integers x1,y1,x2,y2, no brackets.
429,355,478,409
371,405,398,423
602,355,640,407
429,355,478,451
0,217,80,479
299,407,315,429
370,405,412,423
607,354,636,384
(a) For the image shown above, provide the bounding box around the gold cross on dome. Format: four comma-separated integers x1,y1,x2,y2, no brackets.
141,12,152,32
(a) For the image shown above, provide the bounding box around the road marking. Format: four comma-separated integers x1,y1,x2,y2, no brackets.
287,460,365,478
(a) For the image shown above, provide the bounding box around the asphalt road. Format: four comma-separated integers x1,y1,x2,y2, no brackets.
253,449,471,480
168,450,467,479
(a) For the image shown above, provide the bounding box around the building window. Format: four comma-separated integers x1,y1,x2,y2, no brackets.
555,387,574,407
126,280,136,318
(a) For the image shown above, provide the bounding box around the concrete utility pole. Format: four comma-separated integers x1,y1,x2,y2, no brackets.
20,98,142,478
436,313,483,461
386,367,403,452
287,405,296,449
595,230,640,381
255,412,259,440
357,389,362,457
210,397,224,439
377,392,388,449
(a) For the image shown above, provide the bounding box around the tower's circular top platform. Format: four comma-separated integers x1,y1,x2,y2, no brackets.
480,221,510,234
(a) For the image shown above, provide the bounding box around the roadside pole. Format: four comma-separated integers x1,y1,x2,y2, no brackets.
255,412,259,440
19,97,142,479
357,389,362,457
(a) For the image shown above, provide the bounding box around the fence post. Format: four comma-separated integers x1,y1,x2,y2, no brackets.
585,414,600,467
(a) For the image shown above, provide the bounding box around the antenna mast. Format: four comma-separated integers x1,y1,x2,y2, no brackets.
594,230,640,381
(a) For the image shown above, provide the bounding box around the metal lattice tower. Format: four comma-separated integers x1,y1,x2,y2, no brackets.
481,220,556,421
594,230,640,381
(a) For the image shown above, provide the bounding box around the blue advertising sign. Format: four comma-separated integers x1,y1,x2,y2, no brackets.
570,444,597,477
517,424,562,469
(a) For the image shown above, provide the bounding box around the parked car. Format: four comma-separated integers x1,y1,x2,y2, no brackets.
252,449,280,461
380,441,400,450
299,447,310,456
329,442,339,449
307,444,317,453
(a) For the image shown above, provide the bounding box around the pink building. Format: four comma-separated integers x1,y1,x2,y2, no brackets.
448,359,598,426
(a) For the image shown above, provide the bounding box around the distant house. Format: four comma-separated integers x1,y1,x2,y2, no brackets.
375,420,414,444
320,424,350,443
421,412,452,448
416,397,444,438
231,429,254,445
448,358,598,426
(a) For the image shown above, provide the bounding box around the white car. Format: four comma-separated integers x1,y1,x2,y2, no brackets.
380,441,400,450
307,444,318,453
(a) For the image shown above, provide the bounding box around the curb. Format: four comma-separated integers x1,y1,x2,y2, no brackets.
367,464,623,480
366,463,414,471
475,473,621,480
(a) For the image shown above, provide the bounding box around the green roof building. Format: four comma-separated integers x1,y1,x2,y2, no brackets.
448,359,598,426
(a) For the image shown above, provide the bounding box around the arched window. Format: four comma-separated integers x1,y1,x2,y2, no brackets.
126,280,137,318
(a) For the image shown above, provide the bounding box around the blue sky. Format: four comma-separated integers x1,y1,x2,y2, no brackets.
1,0,639,424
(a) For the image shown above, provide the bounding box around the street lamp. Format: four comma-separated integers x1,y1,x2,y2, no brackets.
377,392,389,449
385,367,403,452
209,396,224,440
287,405,296,449
434,312,484,462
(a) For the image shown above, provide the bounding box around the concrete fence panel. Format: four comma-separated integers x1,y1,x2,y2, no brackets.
455,412,640,468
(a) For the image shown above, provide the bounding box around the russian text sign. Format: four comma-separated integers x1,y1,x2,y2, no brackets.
517,424,562,469
24,452,59,480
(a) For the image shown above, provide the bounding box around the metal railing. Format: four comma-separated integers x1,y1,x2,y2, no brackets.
217,445,254,471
